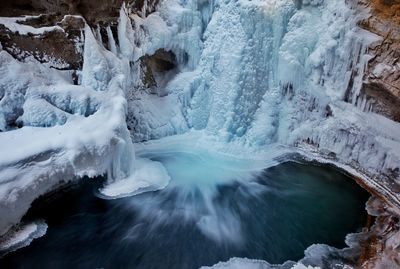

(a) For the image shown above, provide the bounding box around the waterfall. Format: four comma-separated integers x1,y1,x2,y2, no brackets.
119,0,400,180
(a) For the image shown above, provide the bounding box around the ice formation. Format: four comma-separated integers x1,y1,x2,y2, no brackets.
1,0,400,267
200,257,320,269
124,0,400,201
0,23,167,235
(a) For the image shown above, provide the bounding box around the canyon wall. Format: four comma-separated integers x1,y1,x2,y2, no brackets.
357,0,400,122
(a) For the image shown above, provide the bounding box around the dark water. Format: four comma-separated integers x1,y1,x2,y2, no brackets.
0,160,369,269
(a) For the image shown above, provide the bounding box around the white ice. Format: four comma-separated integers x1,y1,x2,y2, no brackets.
0,23,166,236
125,0,400,191
200,257,320,269
99,158,170,199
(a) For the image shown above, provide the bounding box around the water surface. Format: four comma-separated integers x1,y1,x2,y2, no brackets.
0,151,369,269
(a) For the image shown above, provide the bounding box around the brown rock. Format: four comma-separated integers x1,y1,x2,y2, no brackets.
358,0,400,122
0,0,159,25
0,15,84,70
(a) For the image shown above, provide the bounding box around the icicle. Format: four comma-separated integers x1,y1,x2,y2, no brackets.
106,25,118,55
95,24,103,46
118,2,135,59
81,25,111,91
141,0,148,18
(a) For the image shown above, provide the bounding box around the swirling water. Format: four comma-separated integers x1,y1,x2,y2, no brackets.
0,150,368,269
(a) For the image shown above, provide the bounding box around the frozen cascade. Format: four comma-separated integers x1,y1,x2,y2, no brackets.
118,3,135,60
106,25,118,55
80,25,170,199
124,0,400,184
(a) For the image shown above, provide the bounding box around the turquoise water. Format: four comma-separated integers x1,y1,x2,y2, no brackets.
0,151,369,269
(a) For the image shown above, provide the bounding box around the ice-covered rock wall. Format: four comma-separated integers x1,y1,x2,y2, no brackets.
0,8,178,235
123,0,400,185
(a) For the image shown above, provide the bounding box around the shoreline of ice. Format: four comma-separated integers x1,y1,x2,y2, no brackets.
0,220,47,258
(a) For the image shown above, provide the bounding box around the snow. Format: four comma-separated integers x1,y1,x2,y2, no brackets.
372,63,393,77
0,16,64,35
0,23,164,235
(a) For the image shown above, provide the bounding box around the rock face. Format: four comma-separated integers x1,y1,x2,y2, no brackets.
358,0,400,122
0,0,159,70
0,0,158,24
359,196,400,269
0,15,84,70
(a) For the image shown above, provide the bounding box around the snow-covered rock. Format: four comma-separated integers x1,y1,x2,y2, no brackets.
0,23,167,236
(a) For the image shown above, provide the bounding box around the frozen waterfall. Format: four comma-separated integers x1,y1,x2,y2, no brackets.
0,0,400,267
122,0,400,186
